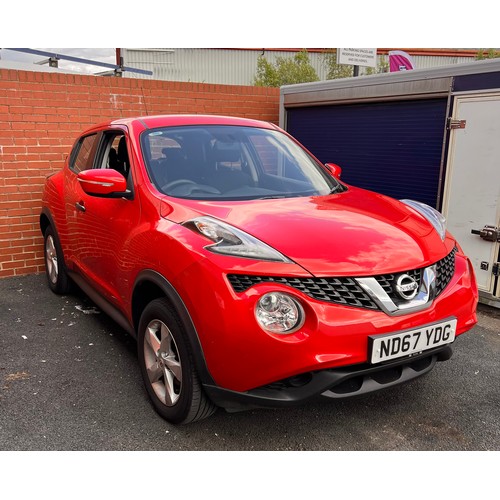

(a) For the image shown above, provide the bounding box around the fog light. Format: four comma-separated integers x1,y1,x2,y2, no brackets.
255,292,304,334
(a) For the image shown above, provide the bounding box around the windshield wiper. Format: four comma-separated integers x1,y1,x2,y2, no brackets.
257,194,289,200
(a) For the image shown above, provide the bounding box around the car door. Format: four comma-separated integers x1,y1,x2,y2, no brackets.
442,94,500,302
64,128,141,311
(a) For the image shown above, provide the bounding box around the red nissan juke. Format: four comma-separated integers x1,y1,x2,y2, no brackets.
40,115,478,424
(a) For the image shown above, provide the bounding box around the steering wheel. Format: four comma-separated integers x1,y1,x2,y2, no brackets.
162,179,221,196
162,179,198,192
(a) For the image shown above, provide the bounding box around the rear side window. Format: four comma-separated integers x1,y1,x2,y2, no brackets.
70,134,98,173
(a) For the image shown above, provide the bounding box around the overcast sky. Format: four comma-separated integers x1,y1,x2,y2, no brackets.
0,48,116,74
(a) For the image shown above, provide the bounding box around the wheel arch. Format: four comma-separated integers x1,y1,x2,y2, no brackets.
40,207,55,236
132,270,216,386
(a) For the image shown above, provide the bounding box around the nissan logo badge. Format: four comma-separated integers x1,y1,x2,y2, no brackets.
395,274,419,300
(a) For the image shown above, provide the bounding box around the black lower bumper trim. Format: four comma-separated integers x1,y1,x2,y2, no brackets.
203,345,453,413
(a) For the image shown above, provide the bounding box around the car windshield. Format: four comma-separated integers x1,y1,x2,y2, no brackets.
140,125,344,200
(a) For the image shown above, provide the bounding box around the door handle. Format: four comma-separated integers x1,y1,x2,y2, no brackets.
471,225,500,242
75,201,86,213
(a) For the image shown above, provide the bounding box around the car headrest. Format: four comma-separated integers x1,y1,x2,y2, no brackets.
211,142,240,163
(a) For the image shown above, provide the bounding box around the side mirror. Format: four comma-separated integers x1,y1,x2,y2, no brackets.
325,163,342,178
77,169,131,198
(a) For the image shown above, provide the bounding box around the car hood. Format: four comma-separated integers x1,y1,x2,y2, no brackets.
163,187,452,276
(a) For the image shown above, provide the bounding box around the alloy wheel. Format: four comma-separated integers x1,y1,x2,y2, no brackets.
45,234,59,284
143,319,182,406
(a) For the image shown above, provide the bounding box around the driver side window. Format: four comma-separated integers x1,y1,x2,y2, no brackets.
98,133,131,181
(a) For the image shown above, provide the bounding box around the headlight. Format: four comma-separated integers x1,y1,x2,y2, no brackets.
255,292,304,334
401,199,446,241
184,216,292,262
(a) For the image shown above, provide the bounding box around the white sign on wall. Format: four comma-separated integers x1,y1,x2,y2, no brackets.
337,48,377,67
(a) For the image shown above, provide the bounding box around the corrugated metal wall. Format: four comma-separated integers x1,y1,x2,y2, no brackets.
121,49,476,85
122,48,330,83
414,55,474,69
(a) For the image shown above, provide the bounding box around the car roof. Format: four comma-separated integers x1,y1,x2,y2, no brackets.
87,114,277,133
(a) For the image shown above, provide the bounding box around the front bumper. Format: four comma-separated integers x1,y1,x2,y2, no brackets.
203,344,453,412
176,247,478,396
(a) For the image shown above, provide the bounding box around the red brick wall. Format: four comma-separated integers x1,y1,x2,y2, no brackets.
0,69,280,278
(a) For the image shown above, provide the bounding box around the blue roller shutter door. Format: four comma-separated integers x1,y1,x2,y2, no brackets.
286,99,448,208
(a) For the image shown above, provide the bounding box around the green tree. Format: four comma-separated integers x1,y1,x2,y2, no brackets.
476,48,500,59
322,49,354,79
254,49,319,87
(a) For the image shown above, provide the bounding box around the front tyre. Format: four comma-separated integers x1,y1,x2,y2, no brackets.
44,225,71,294
137,298,217,424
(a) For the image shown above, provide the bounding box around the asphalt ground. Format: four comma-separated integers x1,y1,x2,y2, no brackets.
0,273,499,497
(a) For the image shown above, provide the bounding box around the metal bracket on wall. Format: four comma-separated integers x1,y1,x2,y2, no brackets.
447,118,467,130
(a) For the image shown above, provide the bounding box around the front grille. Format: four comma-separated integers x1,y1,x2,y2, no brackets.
227,247,457,311
227,275,379,309
435,246,458,295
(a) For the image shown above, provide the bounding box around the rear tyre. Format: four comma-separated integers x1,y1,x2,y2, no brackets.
137,298,217,424
44,225,71,294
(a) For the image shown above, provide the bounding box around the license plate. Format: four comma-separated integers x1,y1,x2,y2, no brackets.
369,318,457,364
